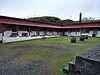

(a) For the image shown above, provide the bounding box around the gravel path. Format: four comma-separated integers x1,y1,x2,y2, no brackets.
0,44,60,75
14,44,64,51
0,60,52,75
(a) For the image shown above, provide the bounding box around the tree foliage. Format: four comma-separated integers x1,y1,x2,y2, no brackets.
28,16,62,25
28,16,100,25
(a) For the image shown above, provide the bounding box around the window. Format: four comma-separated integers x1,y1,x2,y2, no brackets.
5,25,12,31
12,26,16,32
86,29,89,33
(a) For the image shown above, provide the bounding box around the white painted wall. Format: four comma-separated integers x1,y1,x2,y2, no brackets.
0,33,2,41
40,31,44,36
47,32,52,35
65,32,71,36
18,31,29,36
4,31,12,37
2,36,42,43
88,31,93,37
76,32,81,36
65,31,80,36
30,31,37,36
2,35,58,43
64,32,68,36
59,32,62,35
96,31,100,37
70,32,76,36
53,32,57,36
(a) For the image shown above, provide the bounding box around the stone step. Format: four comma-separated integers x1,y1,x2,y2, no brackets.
63,60,76,74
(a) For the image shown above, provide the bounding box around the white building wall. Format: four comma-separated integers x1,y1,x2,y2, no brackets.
59,32,62,35
2,35,58,43
70,32,76,36
18,31,29,37
2,36,42,43
40,31,44,36
53,32,57,36
96,31,100,37
30,31,37,36
47,32,52,36
4,31,12,37
64,32,68,36
76,32,81,36
0,33,2,41
88,31,93,37
65,32,71,36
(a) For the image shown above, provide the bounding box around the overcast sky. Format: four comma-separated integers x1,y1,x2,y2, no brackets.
0,0,100,20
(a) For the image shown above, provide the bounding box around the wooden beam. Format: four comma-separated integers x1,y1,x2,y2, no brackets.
2,24,4,36
16,26,19,36
28,26,30,36
37,28,40,36
57,29,59,35
45,28,47,35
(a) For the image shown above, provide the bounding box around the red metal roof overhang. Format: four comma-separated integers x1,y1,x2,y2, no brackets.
63,23,100,29
0,18,62,29
0,16,100,29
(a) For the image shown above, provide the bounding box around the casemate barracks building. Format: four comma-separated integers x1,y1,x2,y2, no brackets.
0,15,100,43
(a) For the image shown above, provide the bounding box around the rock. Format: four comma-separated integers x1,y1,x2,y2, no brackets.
64,44,100,75
71,36,76,43
80,35,84,41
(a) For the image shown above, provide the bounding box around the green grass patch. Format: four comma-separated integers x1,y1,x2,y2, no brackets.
0,36,100,75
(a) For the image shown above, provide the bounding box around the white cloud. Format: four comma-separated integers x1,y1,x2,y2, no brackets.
0,0,100,20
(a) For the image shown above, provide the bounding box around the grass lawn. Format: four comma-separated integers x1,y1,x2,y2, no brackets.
0,36,100,75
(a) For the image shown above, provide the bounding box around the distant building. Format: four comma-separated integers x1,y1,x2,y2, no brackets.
62,19,74,25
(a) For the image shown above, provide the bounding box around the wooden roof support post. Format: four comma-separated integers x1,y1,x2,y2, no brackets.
63,29,65,36
75,29,77,36
68,29,70,36
16,26,19,36
2,24,4,37
43,28,45,36
52,29,53,35
80,29,82,35
1,24,4,43
45,28,47,36
28,26,30,36
37,28,40,36
57,29,59,35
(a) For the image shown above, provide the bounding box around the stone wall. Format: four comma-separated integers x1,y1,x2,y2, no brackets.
63,44,100,75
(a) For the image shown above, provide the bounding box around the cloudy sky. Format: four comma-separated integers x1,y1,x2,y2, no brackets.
0,0,100,20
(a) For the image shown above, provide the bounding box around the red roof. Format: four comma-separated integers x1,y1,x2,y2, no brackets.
0,16,62,29
63,23,100,29
0,15,100,29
